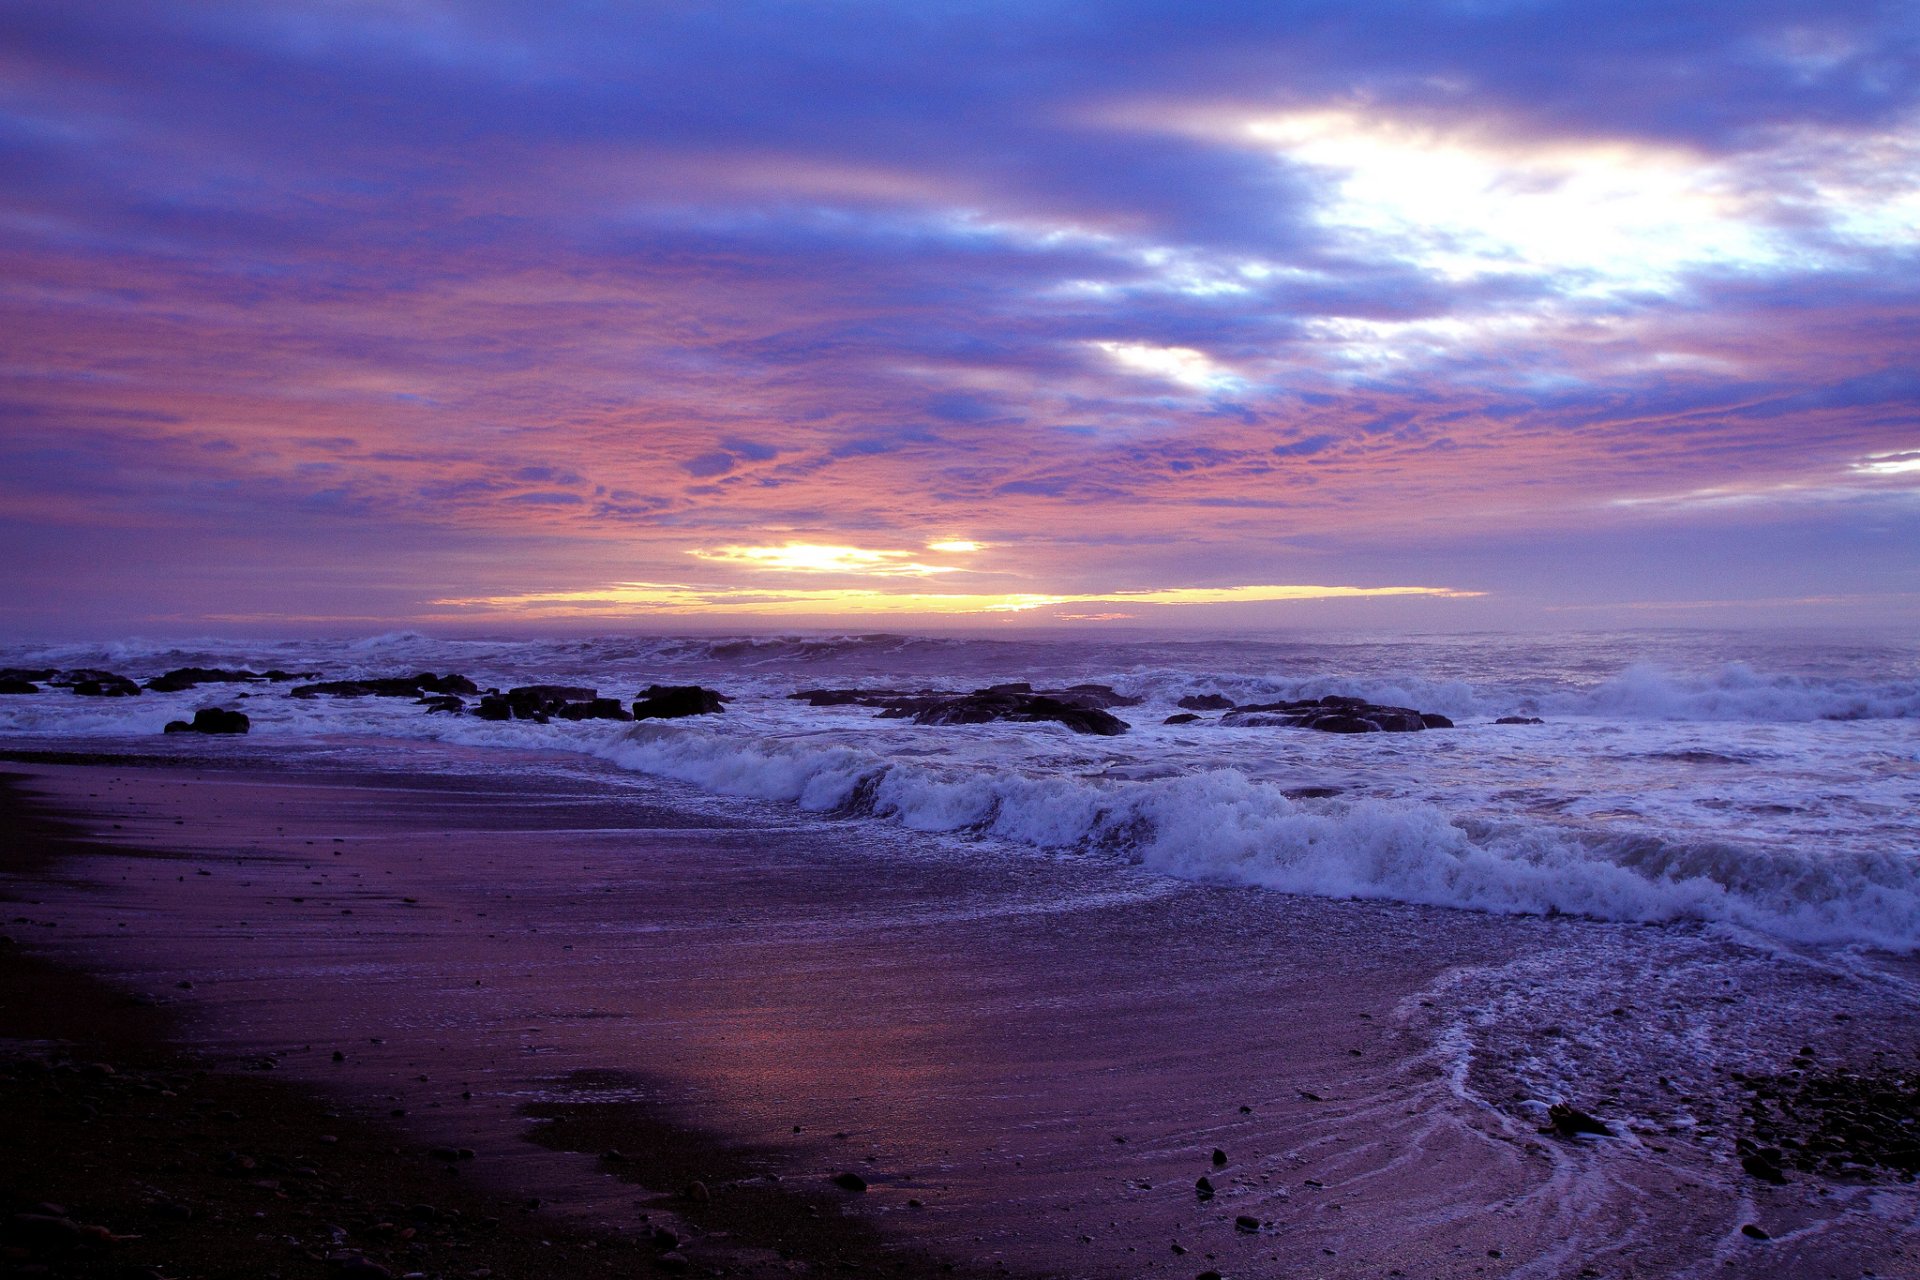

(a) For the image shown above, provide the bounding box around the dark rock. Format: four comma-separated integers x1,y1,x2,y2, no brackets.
1495,716,1545,725
1548,1103,1611,1138
0,666,55,683
556,697,633,721
67,672,142,697
473,696,513,722
632,685,727,720
1741,1151,1787,1183
6,1212,84,1251
1211,1147,1228,1167
1223,694,1449,735
789,688,873,706
0,676,40,694
1194,1176,1214,1199
1054,682,1142,708
1234,1214,1260,1233
906,688,1129,736
1163,713,1200,725
1177,693,1235,711
294,673,475,699
657,1252,690,1274
163,707,250,735
1740,1223,1771,1240
831,1171,869,1192
418,695,465,714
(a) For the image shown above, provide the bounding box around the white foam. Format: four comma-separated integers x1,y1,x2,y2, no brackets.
594,724,1920,950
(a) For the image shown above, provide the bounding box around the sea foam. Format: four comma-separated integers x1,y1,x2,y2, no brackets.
598,724,1920,950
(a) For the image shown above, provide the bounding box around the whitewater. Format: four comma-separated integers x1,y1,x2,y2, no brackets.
3,628,1917,950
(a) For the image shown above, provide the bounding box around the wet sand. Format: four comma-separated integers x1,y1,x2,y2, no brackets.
4,742,1916,1279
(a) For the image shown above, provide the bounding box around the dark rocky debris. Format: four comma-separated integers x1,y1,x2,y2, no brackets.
50,670,143,697
1176,693,1235,711
1736,1062,1920,1182
1163,713,1200,725
1495,715,1546,725
474,685,601,723
631,685,727,720
793,683,1133,735
163,708,251,735
0,676,39,694
1546,1102,1611,1138
1223,694,1452,733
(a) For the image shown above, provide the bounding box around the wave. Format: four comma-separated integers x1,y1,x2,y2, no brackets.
595,724,1920,950
1548,662,1920,722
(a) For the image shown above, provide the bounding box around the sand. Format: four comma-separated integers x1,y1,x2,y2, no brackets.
3,741,1915,1279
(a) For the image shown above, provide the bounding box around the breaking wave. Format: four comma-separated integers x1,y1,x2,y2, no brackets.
596,724,1920,951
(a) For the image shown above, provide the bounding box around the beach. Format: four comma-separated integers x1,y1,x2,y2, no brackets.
5,723,1916,1278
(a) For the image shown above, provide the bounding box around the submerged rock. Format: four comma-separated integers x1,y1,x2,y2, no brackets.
53,669,142,697
632,685,727,720
163,707,250,735
1177,693,1235,711
1496,715,1546,725
1163,713,1200,725
0,676,39,694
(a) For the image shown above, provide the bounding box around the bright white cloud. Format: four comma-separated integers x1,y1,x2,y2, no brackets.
1092,340,1241,392
689,542,963,576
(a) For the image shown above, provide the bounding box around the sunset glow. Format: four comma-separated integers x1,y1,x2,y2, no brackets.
0,2,1913,633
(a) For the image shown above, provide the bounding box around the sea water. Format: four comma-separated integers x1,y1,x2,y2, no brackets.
4,628,1915,950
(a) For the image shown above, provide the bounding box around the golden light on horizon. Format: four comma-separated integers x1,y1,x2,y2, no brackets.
429,579,1484,619
688,542,964,576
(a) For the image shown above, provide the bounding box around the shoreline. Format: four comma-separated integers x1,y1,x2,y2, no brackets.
0,765,1013,1280
3,742,1916,1279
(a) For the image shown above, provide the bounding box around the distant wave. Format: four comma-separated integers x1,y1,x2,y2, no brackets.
595,724,1920,950
1546,662,1920,722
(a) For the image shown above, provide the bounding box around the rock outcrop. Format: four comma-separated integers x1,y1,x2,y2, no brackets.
631,685,726,720
293,673,477,699
1222,694,1451,733
163,707,250,735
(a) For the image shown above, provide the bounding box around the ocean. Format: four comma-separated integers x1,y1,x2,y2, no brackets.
4,628,1916,948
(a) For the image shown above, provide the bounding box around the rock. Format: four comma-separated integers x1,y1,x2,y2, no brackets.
6,1212,85,1251
0,666,55,683
1741,1151,1787,1183
1741,1223,1771,1240
0,676,39,694
67,672,142,697
1547,1103,1611,1138
556,697,633,721
1177,693,1235,711
1234,1214,1260,1233
1163,713,1200,725
163,707,250,735
1053,682,1142,709
1194,1176,1214,1199
903,688,1129,736
832,1171,869,1192
418,695,465,714
632,685,727,720
467,684,599,722
1495,716,1545,725
1211,1148,1228,1167
657,1252,690,1273
683,1180,710,1203
1223,694,1450,735
295,673,476,699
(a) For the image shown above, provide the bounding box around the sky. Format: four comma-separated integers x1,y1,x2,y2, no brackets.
2,0,1916,635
